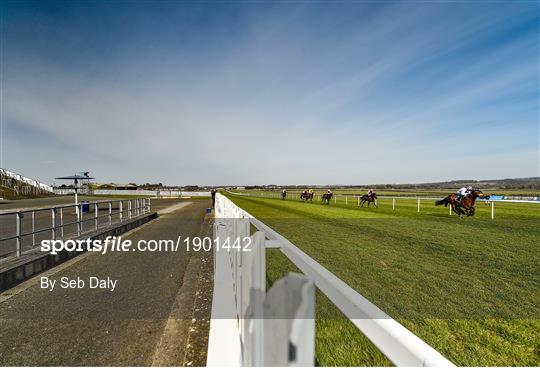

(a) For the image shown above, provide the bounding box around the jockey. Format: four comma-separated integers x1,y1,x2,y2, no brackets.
456,186,473,202
308,188,314,194
367,189,375,198
326,189,332,195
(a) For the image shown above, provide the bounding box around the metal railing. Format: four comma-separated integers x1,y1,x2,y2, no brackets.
0,198,151,258
208,193,454,367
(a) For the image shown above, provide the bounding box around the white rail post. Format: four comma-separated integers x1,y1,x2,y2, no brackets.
32,211,36,246
16,212,22,256
392,197,395,210
345,196,348,205
75,202,80,235
95,203,99,230
76,205,81,236
358,196,360,206
128,200,132,219
51,208,56,240
60,207,64,237
108,201,112,225
119,201,123,222
79,204,84,233
243,231,266,366
449,204,452,216
417,198,420,213
263,273,315,366
491,201,494,220
334,196,337,204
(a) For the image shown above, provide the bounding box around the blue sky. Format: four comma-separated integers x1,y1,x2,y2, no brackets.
1,1,538,185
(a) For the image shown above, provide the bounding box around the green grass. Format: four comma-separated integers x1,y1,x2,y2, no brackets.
237,188,540,197
227,192,540,366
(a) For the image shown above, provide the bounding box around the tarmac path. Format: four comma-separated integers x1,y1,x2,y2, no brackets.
0,199,213,366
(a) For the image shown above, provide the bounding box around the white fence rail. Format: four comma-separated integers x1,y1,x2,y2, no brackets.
208,193,454,367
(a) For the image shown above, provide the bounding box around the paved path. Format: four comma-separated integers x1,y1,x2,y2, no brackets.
0,199,213,366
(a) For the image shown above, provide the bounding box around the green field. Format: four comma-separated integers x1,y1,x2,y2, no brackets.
236,188,540,198
225,192,540,366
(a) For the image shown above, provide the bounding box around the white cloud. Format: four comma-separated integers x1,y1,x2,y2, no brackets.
3,2,538,185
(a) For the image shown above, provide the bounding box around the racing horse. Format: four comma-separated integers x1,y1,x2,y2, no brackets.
360,193,378,208
435,189,489,216
300,191,314,202
321,192,333,204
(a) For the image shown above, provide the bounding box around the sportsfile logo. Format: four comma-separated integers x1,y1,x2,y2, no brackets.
40,236,252,255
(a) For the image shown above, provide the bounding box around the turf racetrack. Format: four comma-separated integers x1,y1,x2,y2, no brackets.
225,193,539,366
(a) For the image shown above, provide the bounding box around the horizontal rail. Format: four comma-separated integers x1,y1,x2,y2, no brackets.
0,199,133,216
0,198,151,257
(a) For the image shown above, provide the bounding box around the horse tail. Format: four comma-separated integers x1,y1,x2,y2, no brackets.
435,196,450,207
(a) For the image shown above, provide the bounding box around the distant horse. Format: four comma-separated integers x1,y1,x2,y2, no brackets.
322,192,333,204
435,189,489,216
300,191,314,202
281,191,287,200
360,193,378,208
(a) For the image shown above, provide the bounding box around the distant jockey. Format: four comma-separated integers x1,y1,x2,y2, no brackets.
456,186,473,202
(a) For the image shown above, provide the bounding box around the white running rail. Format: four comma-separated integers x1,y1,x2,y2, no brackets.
209,193,454,367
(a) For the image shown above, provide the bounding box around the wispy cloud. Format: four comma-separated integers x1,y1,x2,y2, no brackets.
1,1,538,185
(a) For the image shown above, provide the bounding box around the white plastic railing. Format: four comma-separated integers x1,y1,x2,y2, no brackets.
209,193,454,367
209,194,315,367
